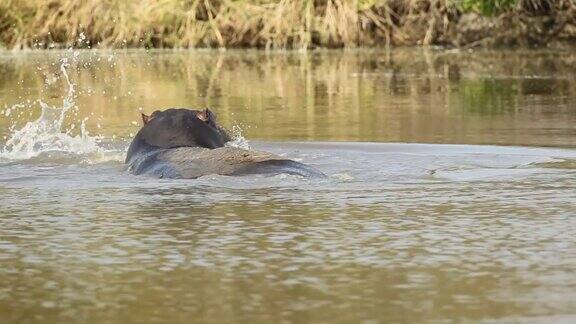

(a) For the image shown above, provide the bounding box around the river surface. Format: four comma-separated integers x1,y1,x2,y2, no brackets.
0,49,575,323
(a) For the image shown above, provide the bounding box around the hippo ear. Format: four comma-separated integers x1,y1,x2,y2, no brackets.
196,110,207,122
196,108,215,123
141,113,151,125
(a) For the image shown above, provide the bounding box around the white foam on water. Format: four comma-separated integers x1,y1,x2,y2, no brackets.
225,124,251,150
0,56,104,161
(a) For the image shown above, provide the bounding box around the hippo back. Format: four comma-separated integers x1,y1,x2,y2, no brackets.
127,146,325,179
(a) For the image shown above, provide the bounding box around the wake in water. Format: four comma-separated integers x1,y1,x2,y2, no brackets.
0,55,105,161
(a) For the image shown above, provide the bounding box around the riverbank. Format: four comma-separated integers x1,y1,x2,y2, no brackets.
1,0,575,49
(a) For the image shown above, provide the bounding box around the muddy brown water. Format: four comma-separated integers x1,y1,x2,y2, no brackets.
0,49,575,323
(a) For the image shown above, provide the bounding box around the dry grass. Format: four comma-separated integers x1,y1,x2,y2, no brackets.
0,0,575,49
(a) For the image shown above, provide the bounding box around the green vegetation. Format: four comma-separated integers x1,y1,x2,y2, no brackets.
459,0,518,16
0,0,574,49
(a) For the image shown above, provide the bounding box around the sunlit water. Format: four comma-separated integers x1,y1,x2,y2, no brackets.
0,49,575,323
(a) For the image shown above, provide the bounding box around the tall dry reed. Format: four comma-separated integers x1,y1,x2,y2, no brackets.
0,0,574,49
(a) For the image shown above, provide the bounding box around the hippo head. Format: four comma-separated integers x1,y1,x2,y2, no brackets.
137,108,231,150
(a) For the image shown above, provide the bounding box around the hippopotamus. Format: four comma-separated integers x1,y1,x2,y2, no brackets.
125,108,325,179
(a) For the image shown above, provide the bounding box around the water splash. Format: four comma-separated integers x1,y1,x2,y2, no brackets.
0,57,102,160
226,124,251,150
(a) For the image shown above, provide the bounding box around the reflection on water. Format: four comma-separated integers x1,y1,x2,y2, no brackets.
0,49,576,323
1,49,575,146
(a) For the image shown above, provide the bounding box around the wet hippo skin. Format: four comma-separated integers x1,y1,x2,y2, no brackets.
125,108,325,179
